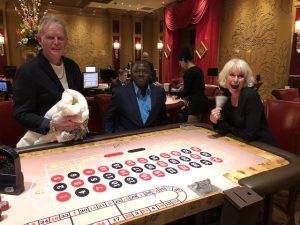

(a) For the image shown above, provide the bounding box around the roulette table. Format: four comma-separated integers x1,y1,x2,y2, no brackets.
1,124,299,225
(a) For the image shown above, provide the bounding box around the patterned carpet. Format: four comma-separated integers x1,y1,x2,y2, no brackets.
272,190,300,225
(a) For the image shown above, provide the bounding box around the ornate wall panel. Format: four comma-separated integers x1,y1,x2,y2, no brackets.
58,14,111,71
219,0,293,99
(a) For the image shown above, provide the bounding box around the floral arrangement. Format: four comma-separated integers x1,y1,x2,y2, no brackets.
13,0,49,49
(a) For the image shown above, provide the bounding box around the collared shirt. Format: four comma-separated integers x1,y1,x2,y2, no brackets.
133,82,152,125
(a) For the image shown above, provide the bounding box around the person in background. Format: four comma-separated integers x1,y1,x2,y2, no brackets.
177,47,208,123
210,58,275,145
142,51,157,83
105,60,167,133
125,60,133,77
110,69,128,92
13,15,83,136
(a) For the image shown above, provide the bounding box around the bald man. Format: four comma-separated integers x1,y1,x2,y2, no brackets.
142,52,157,83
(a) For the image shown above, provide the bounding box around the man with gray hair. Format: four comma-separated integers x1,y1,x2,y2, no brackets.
13,15,83,139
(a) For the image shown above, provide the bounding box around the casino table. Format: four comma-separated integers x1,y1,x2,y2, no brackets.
1,123,300,225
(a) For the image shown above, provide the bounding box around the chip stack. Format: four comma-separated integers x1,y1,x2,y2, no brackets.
0,195,10,218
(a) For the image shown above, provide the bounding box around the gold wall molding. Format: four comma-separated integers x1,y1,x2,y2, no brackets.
219,0,293,99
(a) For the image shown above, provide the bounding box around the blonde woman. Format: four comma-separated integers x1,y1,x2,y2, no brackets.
210,58,275,145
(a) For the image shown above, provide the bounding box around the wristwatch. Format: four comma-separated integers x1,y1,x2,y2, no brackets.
49,120,56,132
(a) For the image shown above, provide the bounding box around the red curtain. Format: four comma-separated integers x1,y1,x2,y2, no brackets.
195,0,221,84
289,8,300,75
162,0,221,84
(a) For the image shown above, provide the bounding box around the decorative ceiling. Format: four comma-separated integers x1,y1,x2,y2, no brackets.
43,0,177,13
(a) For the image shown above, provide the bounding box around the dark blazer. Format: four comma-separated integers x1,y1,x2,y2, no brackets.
214,87,275,145
105,82,167,133
13,51,83,135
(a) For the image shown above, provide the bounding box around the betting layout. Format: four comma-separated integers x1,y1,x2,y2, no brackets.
1,129,268,225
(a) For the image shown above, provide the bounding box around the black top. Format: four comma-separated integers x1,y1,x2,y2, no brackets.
214,87,276,146
110,79,126,92
13,51,83,135
177,66,208,115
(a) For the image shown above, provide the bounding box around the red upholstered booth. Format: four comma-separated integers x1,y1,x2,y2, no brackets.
86,96,103,134
264,99,300,225
0,98,106,148
94,94,113,133
0,100,27,148
264,99,300,154
271,88,299,101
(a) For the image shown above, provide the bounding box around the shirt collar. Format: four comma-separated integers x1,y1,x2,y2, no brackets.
133,81,151,96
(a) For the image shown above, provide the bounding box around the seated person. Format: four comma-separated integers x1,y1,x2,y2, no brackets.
210,58,275,146
110,69,128,92
105,60,167,133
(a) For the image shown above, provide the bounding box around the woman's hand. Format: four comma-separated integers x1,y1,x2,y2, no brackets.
210,107,222,124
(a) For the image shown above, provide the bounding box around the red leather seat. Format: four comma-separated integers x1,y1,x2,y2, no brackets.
0,100,27,148
264,99,300,224
166,101,185,124
271,88,299,101
94,94,112,133
264,99,300,154
86,97,102,134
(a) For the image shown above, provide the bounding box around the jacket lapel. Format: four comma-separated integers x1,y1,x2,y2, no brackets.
37,52,64,91
146,84,156,125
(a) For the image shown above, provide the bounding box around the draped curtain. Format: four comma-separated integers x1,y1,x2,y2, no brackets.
163,0,221,84
289,8,300,75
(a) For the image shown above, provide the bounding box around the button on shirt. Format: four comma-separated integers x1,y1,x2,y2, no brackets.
133,82,152,125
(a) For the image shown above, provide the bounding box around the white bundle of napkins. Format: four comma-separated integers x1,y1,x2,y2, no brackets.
17,89,89,148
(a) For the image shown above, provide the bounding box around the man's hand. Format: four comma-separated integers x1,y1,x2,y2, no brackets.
51,116,82,132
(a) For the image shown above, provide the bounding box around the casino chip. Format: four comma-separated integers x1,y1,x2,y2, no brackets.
0,200,9,211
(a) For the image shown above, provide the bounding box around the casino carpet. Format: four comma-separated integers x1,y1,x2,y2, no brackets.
272,190,300,225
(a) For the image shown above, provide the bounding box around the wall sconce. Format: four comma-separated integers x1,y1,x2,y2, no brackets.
157,41,163,60
295,20,300,54
113,40,120,50
157,41,164,50
135,42,142,51
0,34,5,56
113,40,120,59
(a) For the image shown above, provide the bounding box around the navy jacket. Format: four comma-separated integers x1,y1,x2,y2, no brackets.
13,51,83,135
105,82,167,133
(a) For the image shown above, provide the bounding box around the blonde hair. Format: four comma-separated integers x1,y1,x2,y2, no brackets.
218,58,255,88
38,15,67,38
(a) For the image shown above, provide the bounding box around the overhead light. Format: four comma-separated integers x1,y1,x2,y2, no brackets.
295,20,300,53
0,34,5,56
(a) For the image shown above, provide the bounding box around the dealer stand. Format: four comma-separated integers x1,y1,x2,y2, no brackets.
220,186,263,225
